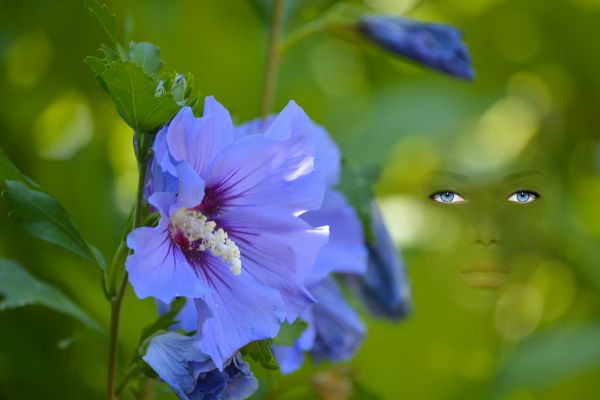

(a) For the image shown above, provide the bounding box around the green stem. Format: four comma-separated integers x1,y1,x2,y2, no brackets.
279,19,326,54
259,0,286,118
107,132,149,400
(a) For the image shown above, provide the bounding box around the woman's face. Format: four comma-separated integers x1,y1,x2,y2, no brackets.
422,162,555,285
380,144,560,306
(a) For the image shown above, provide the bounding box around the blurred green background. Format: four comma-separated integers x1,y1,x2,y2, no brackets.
2,0,600,399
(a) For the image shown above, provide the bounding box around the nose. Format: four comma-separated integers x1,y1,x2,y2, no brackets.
473,216,500,247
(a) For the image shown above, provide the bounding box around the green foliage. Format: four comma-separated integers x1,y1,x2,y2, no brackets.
242,339,279,370
89,59,181,134
84,0,117,44
116,298,188,395
494,323,600,395
85,0,199,134
128,41,164,78
338,163,381,244
3,180,106,270
274,320,307,346
0,258,102,332
139,297,189,347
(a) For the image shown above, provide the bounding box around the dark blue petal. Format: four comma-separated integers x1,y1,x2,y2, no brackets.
359,15,474,80
309,278,365,363
346,201,412,320
143,332,257,400
274,277,365,374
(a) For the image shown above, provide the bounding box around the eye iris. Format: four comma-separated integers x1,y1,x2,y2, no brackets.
516,191,530,202
440,192,454,202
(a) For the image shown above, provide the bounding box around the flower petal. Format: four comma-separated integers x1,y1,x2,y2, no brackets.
167,97,235,177
207,103,327,214
143,332,212,400
153,124,178,177
170,161,205,212
218,206,328,321
236,107,340,187
143,332,257,400
125,192,211,302
309,277,365,363
194,257,286,368
359,15,474,80
345,201,412,320
302,190,368,286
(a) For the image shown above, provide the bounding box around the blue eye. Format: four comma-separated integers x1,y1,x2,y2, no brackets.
507,190,539,203
431,191,466,204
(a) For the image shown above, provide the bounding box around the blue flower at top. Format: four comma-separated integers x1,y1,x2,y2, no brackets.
143,332,257,400
126,97,329,368
359,15,474,80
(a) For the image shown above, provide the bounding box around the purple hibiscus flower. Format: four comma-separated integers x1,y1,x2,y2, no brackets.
143,332,257,400
236,117,368,373
126,97,329,367
359,15,474,80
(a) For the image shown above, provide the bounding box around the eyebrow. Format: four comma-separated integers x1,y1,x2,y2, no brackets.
425,170,468,181
503,170,549,182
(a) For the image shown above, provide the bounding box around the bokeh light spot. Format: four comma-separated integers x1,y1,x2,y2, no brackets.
32,91,93,160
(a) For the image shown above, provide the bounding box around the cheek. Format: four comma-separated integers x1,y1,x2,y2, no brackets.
498,205,554,249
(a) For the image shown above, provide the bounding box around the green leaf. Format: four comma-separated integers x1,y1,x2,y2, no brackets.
98,60,180,133
84,56,107,75
128,42,164,78
495,323,600,395
157,72,200,108
3,180,106,270
85,0,117,44
338,163,381,244
139,297,188,344
242,339,279,370
275,320,307,346
0,258,103,332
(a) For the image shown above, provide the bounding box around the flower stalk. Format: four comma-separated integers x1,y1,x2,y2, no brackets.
260,0,286,118
107,132,151,400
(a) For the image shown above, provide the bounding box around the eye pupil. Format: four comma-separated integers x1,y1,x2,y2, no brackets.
516,191,530,202
440,192,454,202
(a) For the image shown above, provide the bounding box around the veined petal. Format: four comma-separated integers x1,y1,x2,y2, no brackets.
273,310,316,374
125,192,211,302
171,161,205,212
345,201,412,320
274,278,365,374
310,278,365,363
143,332,257,400
218,206,329,321
262,101,316,181
153,124,178,177
143,332,212,399
311,123,341,187
205,133,325,213
156,298,201,333
144,156,177,199
302,190,368,286
194,257,286,369
272,345,304,375
167,97,235,177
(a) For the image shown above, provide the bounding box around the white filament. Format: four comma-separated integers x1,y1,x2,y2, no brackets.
171,209,242,275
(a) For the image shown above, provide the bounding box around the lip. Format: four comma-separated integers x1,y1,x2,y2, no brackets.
458,261,511,289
